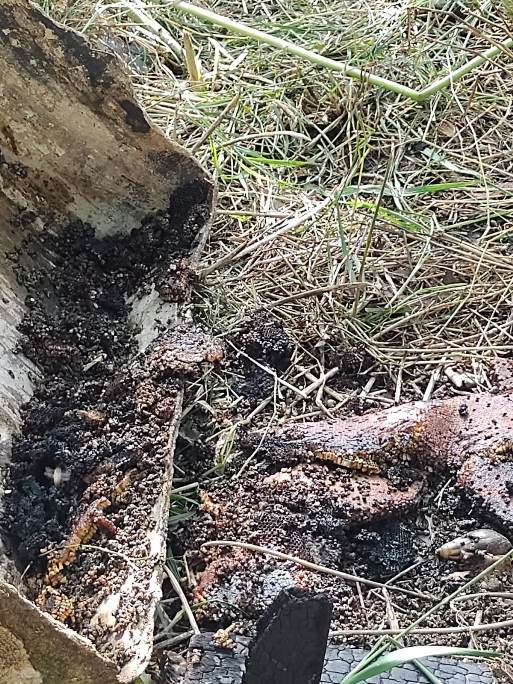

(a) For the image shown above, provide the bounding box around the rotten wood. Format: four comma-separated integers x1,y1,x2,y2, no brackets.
248,391,513,529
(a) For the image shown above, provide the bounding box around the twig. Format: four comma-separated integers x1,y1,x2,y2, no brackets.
330,618,513,637
234,388,278,478
297,367,351,405
191,92,240,153
265,283,365,310
226,340,308,399
153,630,195,650
80,544,142,572
469,609,483,649
355,576,367,615
124,1,183,60
200,193,334,277
215,209,292,218
384,560,425,588
237,397,273,425
171,0,513,101
451,592,513,604
353,155,393,315
183,30,203,89
217,130,310,149
423,356,447,401
163,564,200,635
200,540,434,600
289,367,339,411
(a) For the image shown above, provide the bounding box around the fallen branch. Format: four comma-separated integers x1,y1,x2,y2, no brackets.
330,619,513,637
200,193,334,277
172,0,513,101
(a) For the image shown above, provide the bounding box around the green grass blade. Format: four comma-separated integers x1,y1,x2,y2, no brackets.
385,637,442,684
339,180,478,198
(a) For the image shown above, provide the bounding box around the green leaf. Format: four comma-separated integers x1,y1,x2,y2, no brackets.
339,180,478,198
340,646,501,684
134,675,155,684
243,154,309,168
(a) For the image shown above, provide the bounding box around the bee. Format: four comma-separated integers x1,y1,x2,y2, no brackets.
111,469,136,501
190,649,202,665
91,593,121,628
73,409,106,427
200,491,222,518
458,402,468,417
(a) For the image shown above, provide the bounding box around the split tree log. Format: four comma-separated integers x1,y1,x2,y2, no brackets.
248,390,513,529
0,1,214,682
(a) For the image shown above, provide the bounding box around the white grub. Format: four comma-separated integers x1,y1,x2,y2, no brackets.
43,466,71,488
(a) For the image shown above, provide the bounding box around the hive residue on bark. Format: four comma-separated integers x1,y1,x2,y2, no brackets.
0,209,221,668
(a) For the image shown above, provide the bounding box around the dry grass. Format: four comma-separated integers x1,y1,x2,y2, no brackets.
110,2,513,401
41,0,513,440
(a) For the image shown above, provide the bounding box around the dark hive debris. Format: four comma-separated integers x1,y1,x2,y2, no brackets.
236,311,293,372
229,311,293,408
181,389,513,639
353,522,415,577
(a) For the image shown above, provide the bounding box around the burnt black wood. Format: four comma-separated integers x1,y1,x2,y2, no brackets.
242,588,332,684
183,634,249,683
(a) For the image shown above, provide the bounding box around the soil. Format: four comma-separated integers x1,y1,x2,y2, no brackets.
324,343,375,391
0,197,220,669
228,311,293,410
224,312,383,412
